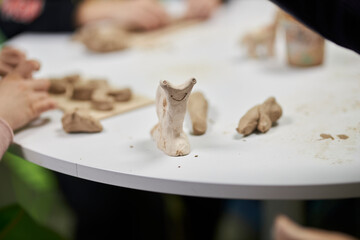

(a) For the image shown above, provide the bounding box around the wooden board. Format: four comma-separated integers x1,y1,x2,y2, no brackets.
51,94,154,120
128,19,201,48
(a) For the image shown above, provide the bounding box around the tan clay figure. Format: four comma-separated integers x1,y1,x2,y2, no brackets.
241,24,277,58
107,88,132,102
151,78,196,156
62,108,103,133
237,97,282,136
188,91,208,135
92,89,115,111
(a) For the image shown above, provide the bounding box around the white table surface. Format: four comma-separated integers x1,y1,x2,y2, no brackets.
7,0,360,199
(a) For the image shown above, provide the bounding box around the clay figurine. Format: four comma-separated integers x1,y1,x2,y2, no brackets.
241,23,277,58
151,78,196,156
237,97,282,136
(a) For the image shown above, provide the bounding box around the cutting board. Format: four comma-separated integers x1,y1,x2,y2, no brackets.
51,93,154,120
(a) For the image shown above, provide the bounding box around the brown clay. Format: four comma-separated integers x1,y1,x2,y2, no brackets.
49,79,68,94
107,88,132,102
237,97,282,136
72,83,97,100
76,23,129,53
337,134,349,140
91,89,114,111
62,108,103,133
188,91,208,135
62,74,82,85
320,134,334,140
87,78,109,88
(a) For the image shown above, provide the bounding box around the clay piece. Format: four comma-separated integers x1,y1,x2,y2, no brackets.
87,78,109,88
237,97,282,136
49,79,68,94
75,22,129,53
49,74,82,95
320,133,334,140
62,108,103,133
107,88,132,102
151,78,196,156
241,24,277,58
188,91,208,135
337,134,349,140
71,83,97,100
91,89,115,111
62,74,82,85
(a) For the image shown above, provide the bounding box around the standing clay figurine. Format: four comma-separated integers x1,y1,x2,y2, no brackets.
188,91,208,135
237,97,282,136
151,78,196,156
241,24,277,58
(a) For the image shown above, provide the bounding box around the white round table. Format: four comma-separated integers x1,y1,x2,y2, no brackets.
8,0,360,200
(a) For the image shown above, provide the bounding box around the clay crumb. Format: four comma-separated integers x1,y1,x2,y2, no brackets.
194,155,199,157
320,133,334,140
130,145,134,148
337,134,349,140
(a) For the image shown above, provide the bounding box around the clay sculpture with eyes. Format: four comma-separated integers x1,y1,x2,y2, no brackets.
151,78,197,156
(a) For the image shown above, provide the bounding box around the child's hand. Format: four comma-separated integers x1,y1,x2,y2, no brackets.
0,46,26,77
0,73,57,131
0,46,40,78
185,0,220,20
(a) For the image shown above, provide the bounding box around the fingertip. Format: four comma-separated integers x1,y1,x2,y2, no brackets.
29,59,41,71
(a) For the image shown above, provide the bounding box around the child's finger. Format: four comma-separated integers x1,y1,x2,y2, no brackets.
32,98,57,116
29,79,51,91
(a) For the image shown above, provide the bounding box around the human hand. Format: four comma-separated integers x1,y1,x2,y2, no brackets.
274,215,358,240
0,46,26,77
185,0,221,20
0,72,57,131
77,0,170,31
0,46,40,78
14,59,41,79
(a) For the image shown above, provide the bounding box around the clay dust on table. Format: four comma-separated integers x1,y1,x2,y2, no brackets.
319,133,349,140
337,134,349,140
320,133,334,140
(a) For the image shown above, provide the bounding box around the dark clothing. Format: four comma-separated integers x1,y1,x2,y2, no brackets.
55,172,168,240
270,0,360,54
0,0,77,40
